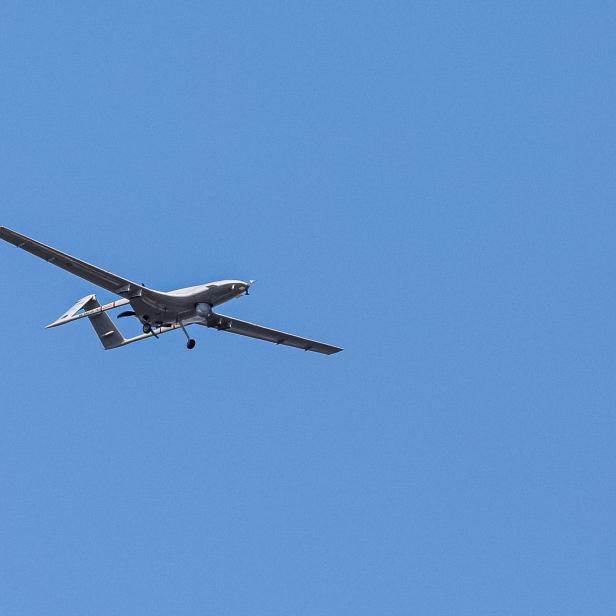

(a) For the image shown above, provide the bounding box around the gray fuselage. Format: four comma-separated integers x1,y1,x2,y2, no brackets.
130,279,249,327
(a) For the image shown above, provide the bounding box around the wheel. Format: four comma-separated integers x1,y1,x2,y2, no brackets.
143,323,152,334
186,339,196,350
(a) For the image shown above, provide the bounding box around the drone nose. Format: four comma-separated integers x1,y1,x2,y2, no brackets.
238,280,255,295
231,280,251,292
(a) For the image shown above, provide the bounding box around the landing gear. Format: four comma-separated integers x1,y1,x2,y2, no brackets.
179,321,196,350
142,323,152,334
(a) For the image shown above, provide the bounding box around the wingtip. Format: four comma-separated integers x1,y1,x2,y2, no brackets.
325,346,343,355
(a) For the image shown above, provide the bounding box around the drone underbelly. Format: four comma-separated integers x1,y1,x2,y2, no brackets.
127,284,238,327
129,297,193,327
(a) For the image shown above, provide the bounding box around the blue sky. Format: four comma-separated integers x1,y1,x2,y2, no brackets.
1,2,614,614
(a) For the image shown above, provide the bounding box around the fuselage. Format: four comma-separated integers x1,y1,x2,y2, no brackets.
130,279,250,327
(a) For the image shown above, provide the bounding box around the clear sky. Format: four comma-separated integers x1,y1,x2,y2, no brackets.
0,2,614,614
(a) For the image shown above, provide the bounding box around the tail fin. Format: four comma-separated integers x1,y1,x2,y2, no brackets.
82,296,126,350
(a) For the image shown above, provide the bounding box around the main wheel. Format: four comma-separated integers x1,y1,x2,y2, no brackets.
186,339,196,350
143,323,152,334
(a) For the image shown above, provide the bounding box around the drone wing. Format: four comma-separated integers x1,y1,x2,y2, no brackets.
0,226,144,296
202,312,343,355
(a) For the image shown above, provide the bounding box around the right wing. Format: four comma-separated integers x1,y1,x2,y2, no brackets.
0,226,143,296
203,312,343,355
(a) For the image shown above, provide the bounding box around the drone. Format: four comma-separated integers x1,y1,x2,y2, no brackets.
0,227,342,355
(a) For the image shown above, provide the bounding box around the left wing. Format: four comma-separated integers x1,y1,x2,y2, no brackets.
202,312,343,355
0,226,144,295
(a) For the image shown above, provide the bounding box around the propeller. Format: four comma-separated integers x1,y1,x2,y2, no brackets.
117,310,137,319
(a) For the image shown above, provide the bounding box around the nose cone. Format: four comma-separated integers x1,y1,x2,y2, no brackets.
229,280,250,292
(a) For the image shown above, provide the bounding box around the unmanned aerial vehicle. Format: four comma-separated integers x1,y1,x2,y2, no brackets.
0,227,342,355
